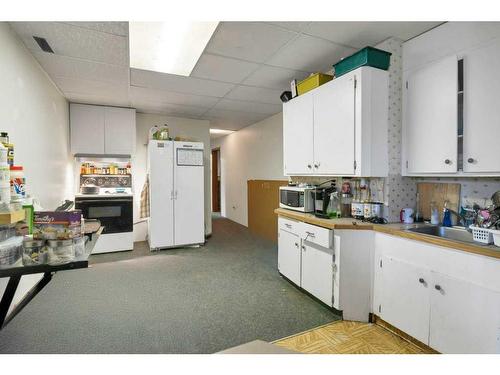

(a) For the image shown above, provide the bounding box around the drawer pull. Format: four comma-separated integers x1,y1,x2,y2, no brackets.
435,284,442,291
285,223,292,228
418,278,425,284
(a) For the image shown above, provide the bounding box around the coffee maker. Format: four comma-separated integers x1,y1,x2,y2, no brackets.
313,184,337,218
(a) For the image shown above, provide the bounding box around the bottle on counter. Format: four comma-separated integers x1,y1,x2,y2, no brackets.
126,163,131,174
10,165,26,202
0,132,9,144
430,201,440,225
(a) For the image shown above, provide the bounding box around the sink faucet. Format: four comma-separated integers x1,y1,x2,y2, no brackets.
446,208,471,230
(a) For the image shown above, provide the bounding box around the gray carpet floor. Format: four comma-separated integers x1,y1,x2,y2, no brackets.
0,217,339,353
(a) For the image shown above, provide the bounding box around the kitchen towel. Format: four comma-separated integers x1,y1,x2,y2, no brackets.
140,175,150,219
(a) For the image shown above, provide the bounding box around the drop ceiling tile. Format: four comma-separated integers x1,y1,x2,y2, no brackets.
242,65,310,90
54,76,129,99
205,22,297,63
9,22,128,66
268,22,312,33
213,98,281,115
225,85,283,104
129,86,219,108
65,92,130,108
32,52,129,84
63,22,129,36
303,22,441,48
132,100,207,117
266,34,357,72
191,53,259,84
204,107,269,123
131,68,234,97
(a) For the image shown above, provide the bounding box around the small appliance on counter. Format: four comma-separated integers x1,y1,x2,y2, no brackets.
279,185,315,213
313,185,336,219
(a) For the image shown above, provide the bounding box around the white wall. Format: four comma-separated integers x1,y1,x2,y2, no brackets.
132,113,211,242
211,112,286,227
0,23,73,311
0,23,73,209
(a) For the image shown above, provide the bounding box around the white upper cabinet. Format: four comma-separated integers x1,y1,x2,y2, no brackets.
70,104,105,155
402,22,500,176
312,74,356,175
403,55,458,174
283,93,314,175
104,106,136,155
70,103,136,156
463,39,500,173
283,66,388,177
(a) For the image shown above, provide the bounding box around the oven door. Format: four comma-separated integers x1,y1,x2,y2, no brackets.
75,197,133,234
280,190,304,210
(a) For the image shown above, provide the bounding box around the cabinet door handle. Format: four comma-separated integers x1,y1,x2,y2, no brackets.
307,164,312,169
285,223,292,228
444,159,451,165
294,242,299,248
435,284,442,291
301,245,306,251
467,158,475,164
419,278,425,284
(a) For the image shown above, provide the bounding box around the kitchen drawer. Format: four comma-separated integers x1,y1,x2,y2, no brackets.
301,222,333,248
278,217,301,234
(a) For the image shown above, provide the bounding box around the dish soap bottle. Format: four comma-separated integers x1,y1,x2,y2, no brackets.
442,200,452,227
430,201,439,225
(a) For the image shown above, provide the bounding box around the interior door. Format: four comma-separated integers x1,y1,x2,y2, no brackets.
174,142,205,246
278,229,301,286
301,241,333,307
380,256,431,344
148,141,174,249
313,76,356,175
429,272,500,353
404,55,458,174
283,93,314,175
463,39,500,173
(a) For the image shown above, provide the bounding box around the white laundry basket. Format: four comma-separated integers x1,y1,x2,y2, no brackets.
469,225,493,244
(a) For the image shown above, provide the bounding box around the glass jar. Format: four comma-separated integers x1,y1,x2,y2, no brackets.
47,239,75,265
22,238,48,265
340,193,353,218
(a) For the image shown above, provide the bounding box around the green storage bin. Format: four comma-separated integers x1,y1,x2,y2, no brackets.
333,47,391,77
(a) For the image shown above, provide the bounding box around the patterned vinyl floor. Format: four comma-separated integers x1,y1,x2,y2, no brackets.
273,321,434,354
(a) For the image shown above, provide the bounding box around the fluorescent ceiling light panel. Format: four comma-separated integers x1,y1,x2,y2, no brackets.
129,21,219,76
210,128,234,135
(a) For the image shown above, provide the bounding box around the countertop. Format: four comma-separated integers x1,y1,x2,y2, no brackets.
275,208,500,260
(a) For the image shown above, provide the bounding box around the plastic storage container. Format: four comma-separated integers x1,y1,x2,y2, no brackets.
0,224,17,242
73,237,85,259
0,236,23,268
333,47,392,78
296,73,333,95
47,239,75,264
22,238,48,265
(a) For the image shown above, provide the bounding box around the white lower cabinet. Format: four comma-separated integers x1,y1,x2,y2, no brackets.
379,256,431,344
374,233,500,353
301,241,334,306
278,228,301,286
428,271,500,354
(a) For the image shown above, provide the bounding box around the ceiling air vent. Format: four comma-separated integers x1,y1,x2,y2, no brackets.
33,36,54,53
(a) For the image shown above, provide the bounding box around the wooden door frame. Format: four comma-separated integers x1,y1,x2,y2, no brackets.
211,148,221,212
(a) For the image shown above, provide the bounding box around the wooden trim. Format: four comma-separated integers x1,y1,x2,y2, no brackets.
373,315,439,354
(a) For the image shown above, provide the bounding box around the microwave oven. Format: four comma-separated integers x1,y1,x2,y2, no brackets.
279,186,315,213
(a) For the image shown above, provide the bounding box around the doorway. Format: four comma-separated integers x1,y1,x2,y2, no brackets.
211,148,221,213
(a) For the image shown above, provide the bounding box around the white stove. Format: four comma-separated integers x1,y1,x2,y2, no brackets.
75,174,134,254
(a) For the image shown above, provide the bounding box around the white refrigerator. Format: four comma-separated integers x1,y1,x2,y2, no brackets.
147,140,205,250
